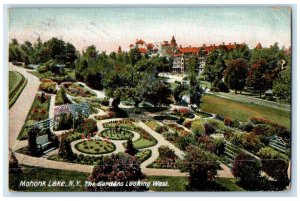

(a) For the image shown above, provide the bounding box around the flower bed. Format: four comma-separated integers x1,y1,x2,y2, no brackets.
94,111,116,120
18,93,51,140
167,123,191,136
147,146,178,169
136,149,152,163
39,78,57,94
102,119,135,128
100,128,134,140
75,140,116,155
63,82,96,97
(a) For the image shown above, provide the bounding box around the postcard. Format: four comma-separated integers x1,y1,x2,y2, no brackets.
8,6,292,192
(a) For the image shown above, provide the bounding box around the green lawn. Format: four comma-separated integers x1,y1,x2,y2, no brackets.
9,71,22,92
75,140,116,155
9,71,27,108
201,94,290,128
100,129,134,140
133,138,157,149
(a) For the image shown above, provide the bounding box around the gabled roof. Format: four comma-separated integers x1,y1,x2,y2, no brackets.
138,48,147,54
135,39,145,45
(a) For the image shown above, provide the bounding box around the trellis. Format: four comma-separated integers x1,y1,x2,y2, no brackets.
54,102,91,119
27,118,54,131
269,135,287,153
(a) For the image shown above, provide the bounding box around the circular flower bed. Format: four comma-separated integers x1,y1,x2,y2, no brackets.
100,128,134,140
75,140,115,155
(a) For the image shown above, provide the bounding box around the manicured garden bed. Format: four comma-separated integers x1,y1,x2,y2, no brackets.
136,149,152,163
147,146,179,169
63,82,96,97
75,140,116,155
100,128,134,140
18,93,51,140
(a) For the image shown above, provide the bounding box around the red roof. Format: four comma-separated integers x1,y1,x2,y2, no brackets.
173,53,182,57
147,43,154,49
178,47,200,54
138,48,147,54
135,39,145,45
129,44,134,47
256,43,262,49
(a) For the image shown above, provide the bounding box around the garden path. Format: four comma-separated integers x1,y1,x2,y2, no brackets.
9,63,40,149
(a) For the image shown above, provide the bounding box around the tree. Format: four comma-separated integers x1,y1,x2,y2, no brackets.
64,42,77,68
129,47,142,66
258,147,289,189
144,80,173,106
177,146,220,190
125,139,138,156
188,57,203,107
28,126,39,156
86,154,147,191
246,59,269,97
55,87,70,105
224,59,248,94
202,64,218,88
173,83,189,103
9,151,23,191
232,152,262,188
272,66,291,103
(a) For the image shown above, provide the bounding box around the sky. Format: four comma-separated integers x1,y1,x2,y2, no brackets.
9,7,292,53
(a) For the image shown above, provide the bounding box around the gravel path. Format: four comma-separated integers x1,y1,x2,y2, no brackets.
9,64,40,149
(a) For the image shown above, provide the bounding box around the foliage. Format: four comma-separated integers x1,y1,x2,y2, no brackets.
257,147,289,189
232,153,262,188
9,152,23,191
58,132,81,160
28,126,40,156
224,59,248,94
177,146,220,190
149,146,178,169
39,79,57,94
173,83,189,103
56,113,73,130
55,87,70,105
272,66,291,103
204,123,216,135
125,139,138,156
76,118,97,133
191,119,205,137
86,154,147,191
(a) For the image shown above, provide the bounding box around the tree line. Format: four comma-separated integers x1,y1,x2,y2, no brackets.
202,43,291,103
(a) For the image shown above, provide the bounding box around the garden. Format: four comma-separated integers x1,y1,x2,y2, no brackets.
75,140,116,155
18,93,51,140
100,128,134,140
62,82,96,98
147,146,179,169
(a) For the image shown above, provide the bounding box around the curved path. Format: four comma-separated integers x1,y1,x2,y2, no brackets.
9,63,40,149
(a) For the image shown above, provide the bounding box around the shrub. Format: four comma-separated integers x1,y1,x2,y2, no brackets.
215,114,224,121
210,87,220,92
239,122,254,132
155,125,168,133
204,123,216,135
258,147,289,189
76,118,98,133
191,120,205,137
183,119,192,129
224,116,233,127
56,113,73,130
39,81,57,94
232,153,262,188
55,87,70,105
251,124,273,137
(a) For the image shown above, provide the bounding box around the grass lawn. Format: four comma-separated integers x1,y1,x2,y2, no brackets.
133,138,157,149
9,71,22,92
10,165,89,192
201,94,290,128
75,140,116,155
9,71,27,108
147,176,188,191
215,177,245,191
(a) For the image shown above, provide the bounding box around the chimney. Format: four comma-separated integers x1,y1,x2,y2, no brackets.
189,45,191,47
180,45,182,48
222,42,225,45
234,42,236,45
203,44,206,47
213,44,215,47
229,42,231,45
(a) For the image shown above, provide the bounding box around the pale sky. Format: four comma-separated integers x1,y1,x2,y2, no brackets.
9,7,292,53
